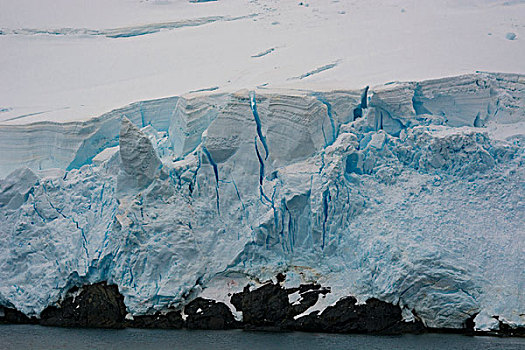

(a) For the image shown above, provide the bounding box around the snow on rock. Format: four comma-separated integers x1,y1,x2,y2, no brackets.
0,73,523,332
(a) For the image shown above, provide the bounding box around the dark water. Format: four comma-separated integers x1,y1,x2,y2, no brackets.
1,325,524,350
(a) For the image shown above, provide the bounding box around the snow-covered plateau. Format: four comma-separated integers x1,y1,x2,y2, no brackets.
1,0,524,125
0,72,524,333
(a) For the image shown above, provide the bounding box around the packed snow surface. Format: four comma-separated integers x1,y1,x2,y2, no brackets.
0,72,524,333
0,0,524,124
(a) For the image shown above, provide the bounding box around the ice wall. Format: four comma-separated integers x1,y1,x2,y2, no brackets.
0,97,179,177
0,73,523,331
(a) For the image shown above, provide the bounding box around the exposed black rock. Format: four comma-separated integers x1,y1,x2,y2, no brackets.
294,296,425,334
231,279,424,334
128,310,183,329
493,316,525,337
288,283,330,317
231,281,329,331
39,282,127,328
464,312,477,334
498,322,525,337
185,297,239,330
0,306,37,324
231,283,289,330
2,278,521,337
434,314,525,337
276,273,286,283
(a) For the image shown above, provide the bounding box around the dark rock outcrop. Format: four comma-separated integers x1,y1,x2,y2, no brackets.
128,310,183,329
185,297,239,330
231,283,289,330
39,282,127,328
231,280,423,334
0,306,37,324
231,281,329,331
294,296,425,334
464,312,477,333
1,278,520,337
493,316,525,337
288,283,331,317
498,322,525,337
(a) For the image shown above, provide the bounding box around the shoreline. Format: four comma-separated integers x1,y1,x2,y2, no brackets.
1,281,523,338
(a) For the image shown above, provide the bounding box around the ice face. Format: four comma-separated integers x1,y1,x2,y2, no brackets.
0,73,523,331
118,117,162,191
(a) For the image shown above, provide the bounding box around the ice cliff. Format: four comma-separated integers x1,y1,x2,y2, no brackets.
0,72,523,332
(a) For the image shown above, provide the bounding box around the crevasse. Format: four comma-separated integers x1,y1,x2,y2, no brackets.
0,72,523,332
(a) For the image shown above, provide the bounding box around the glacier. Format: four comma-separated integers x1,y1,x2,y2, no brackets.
0,72,524,332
